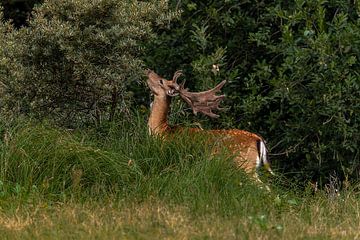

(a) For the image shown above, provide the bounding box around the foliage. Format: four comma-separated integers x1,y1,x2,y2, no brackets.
1,6,360,239
1,0,42,27
0,118,262,207
144,0,360,185
1,0,360,184
0,120,360,239
244,0,360,184
144,0,279,127
0,0,176,126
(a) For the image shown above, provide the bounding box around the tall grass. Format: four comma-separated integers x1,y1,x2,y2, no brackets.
0,123,132,198
0,118,360,239
0,118,268,213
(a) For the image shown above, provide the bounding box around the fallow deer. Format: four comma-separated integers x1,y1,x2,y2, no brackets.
146,69,274,183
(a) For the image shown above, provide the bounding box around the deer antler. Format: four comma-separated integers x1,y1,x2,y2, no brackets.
172,70,183,83
179,80,226,118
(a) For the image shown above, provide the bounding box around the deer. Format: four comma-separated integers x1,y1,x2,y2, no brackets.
146,69,274,185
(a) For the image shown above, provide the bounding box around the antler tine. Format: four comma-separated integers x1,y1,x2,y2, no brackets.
179,80,227,118
192,95,225,118
172,70,183,83
208,80,226,94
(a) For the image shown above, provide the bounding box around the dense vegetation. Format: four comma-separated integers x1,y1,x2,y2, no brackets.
2,0,359,185
145,0,360,185
0,120,358,239
0,0,177,126
0,0,360,238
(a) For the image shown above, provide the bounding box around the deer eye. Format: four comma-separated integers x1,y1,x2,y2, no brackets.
159,79,164,85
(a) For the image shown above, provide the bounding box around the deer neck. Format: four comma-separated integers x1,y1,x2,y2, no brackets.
148,95,171,135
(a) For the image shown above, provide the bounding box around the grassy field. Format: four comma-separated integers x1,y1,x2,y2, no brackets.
0,119,359,239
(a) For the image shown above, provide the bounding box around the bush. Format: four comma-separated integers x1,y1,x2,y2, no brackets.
144,0,281,128
1,0,42,27
0,0,177,126
244,0,360,184
145,0,360,185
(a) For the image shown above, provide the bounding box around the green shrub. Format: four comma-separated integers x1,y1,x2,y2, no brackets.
144,0,281,129
245,0,360,184
1,0,42,27
0,0,176,126
145,0,360,185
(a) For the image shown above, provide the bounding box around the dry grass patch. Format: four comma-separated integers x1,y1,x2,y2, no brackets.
0,196,360,240
0,200,273,240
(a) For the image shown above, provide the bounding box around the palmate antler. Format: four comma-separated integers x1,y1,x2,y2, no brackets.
147,69,226,118
178,80,226,118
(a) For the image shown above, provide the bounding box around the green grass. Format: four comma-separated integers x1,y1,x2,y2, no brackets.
0,119,359,239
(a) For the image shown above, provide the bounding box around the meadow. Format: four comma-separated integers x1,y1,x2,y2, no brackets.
0,118,359,239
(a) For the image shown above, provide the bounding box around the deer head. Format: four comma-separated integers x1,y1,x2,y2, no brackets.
145,69,182,97
145,69,226,118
